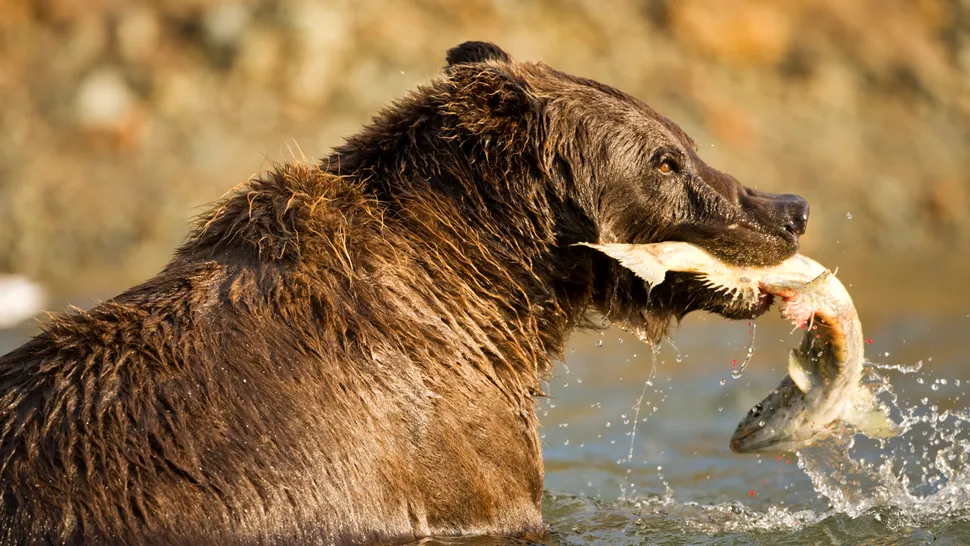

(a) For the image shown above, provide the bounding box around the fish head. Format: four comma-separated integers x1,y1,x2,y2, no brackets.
729,375,839,454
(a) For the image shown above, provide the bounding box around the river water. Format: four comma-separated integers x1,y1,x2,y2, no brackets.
531,305,970,545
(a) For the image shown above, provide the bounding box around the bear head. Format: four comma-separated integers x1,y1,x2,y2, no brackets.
337,42,810,342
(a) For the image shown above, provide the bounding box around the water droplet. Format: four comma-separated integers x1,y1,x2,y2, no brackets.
955,379,961,387
564,439,569,445
931,384,940,391
759,420,766,427
605,421,611,427
940,379,948,385
720,378,727,385
917,378,925,384
846,212,852,219
718,407,723,412
595,340,603,348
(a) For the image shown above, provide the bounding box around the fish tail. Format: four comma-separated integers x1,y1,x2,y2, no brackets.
845,395,900,439
575,243,669,286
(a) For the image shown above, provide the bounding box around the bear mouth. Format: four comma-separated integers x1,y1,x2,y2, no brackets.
619,271,777,341
673,273,777,321
659,221,801,270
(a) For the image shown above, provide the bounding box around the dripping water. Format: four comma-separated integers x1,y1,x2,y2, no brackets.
627,341,660,462
731,321,757,379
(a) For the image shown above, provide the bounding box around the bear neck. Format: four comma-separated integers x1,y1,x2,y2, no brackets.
321,106,595,386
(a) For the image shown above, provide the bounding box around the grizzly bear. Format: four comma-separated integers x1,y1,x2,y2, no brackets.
0,42,808,544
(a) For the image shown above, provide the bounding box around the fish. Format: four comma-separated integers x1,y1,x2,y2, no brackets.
578,241,899,453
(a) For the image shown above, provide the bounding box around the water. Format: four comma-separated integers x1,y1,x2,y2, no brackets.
536,311,970,545
730,322,756,379
627,343,660,463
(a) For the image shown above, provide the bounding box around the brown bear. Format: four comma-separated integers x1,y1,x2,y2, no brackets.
0,42,808,544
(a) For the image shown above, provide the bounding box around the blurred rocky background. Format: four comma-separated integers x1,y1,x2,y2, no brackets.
0,0,968,310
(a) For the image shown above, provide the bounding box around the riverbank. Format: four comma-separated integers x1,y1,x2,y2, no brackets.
1,0,967,301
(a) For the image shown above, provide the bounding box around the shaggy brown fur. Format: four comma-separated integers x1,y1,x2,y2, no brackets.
0,42,808,544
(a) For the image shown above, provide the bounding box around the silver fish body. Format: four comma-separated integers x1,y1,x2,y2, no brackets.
579,242,898,453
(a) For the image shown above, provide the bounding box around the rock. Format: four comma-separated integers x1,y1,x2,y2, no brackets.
284,0,351,106
116,6,160,63
75,67,134,131
669,0,792,66
0,276,45,329
203,2,252,47
235,27,284,86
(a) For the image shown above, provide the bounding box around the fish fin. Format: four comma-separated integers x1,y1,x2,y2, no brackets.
699,270,758,306
845,403,899,439
787,349,815,393
576,243,668,286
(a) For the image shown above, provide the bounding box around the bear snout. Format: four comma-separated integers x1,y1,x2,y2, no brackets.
777,194,810,237
740,189,810,240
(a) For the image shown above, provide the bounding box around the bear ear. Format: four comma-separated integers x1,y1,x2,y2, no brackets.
445,64,538,135
446,41,512,67
443,43,537,135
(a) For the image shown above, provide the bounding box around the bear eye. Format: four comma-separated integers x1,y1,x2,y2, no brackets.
658,158,678,175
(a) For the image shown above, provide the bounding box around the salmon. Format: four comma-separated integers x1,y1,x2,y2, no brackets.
579,241,898,453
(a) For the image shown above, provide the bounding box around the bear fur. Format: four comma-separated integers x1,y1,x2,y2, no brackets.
0,42,808,544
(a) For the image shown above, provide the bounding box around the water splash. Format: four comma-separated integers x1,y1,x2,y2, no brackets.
731,322,757,379
627,342,661,462
794,365,970,525
600,364,970,539
867,358,924,374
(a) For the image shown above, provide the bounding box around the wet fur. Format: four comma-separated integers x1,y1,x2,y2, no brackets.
0,42,804,544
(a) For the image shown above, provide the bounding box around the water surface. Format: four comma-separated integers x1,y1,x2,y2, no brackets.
534,309,970,544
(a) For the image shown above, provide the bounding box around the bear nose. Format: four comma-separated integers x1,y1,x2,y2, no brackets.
781,195,810,237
